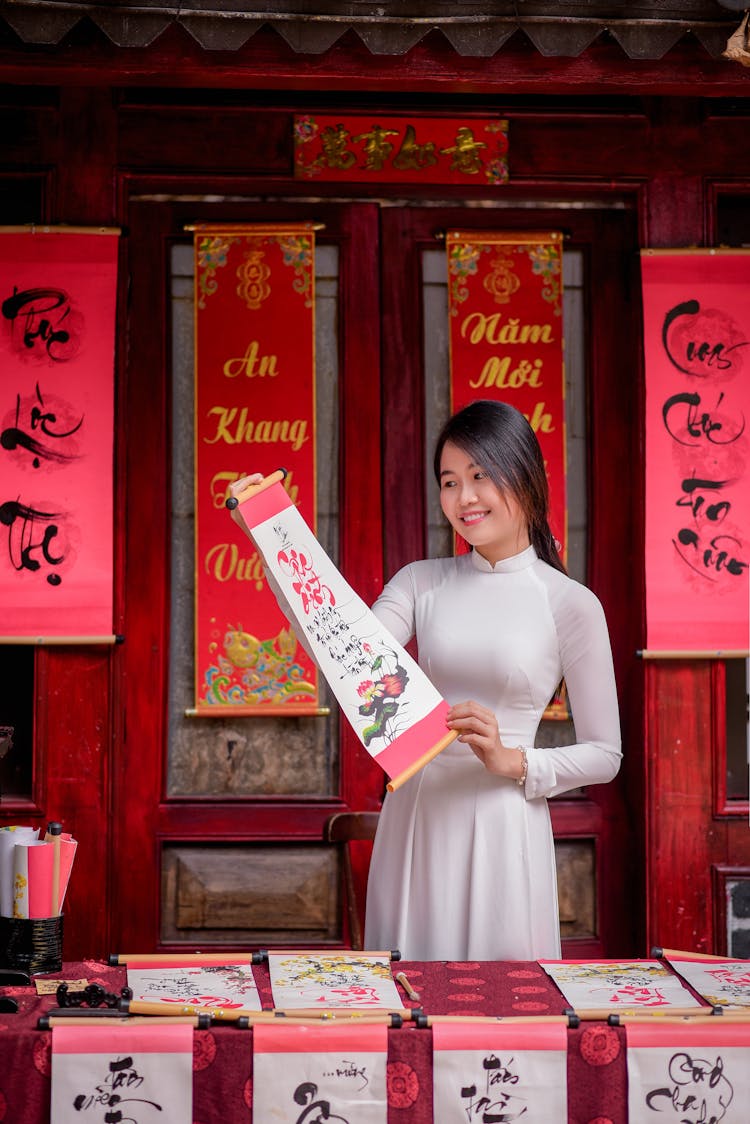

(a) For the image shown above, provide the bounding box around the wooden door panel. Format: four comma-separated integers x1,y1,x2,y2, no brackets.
161,843,340,945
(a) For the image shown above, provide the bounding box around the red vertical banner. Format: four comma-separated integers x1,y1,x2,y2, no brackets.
446,231,567,558
193,223,320,714
0,228,118,640
641,250,750,653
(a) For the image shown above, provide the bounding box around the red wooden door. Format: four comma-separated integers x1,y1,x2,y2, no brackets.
379,204,641,957
113,199,385,952
112,193,642,956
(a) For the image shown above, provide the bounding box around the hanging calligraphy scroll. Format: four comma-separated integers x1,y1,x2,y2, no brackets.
446,231,567,559
228,473,457,790
626,1021,750,1124
641,250,750,655
253,1023,388,1124
51,1023,193,1124
432,1021,568,1122
193,223,320,714
294,115,509,186
0,227,118,642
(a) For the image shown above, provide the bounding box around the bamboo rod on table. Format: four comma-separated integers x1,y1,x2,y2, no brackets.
572,1006,716,1021
415,1014,575,1026
121,999,413,1022
609,1013,750,1026
121,1000,269,1021
39,1014,209,1030
395,972,420,1001
275,1007,416,1020
109,952,262,965
264,949,400,960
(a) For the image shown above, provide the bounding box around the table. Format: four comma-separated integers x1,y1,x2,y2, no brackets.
0,958,629,1122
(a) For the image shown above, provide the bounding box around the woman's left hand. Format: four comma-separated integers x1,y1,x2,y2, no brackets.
446,700,524,780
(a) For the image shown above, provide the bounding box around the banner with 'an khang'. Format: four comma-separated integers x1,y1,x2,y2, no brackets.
446,230,567,559
641,250,750,652
193,223,320,714
0,229,118,640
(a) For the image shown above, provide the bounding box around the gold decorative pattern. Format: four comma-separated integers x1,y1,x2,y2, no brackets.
236,247,271,310
483,252,521,305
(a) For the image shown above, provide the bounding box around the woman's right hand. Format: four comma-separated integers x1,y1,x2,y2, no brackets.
228,473,264,503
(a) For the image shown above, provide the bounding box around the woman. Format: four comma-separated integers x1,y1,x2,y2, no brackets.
364,399,621,960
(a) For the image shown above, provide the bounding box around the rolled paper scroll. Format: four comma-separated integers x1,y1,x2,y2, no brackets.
227,471,457,790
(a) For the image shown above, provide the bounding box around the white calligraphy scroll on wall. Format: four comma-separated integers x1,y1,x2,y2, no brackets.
229,472,456,790
51,1023,193,1124
432,1021,568,1124
626,1022,750,1124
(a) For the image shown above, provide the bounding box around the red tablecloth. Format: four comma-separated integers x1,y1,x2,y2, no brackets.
0,958,627,1123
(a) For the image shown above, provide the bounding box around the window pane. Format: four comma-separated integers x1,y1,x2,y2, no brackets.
0,646,34,799
725,658,749,803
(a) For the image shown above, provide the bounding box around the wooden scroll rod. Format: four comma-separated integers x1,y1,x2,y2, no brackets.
0,225,120,235
0,635,123,646
184,223,326,233
652,946,734,961
637,649,748,659
110,951,263,965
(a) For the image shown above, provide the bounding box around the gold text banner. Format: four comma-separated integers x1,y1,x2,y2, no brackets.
193,223,319,715
446,231,567,561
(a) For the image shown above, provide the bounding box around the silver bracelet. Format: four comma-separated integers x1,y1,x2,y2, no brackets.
517,747,528,787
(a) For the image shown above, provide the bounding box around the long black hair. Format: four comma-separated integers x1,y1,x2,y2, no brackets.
433,399,566,574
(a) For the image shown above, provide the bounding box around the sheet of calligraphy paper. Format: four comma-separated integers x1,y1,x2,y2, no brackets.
0,826,38,916
231,481,453,786
50,1023,193,1124
641,250,750,651
432,1021,568,1124
0,230,118,638
268,952,402,1010
126,962,261,1011
252,1023,388,1124
665,957,750,1010
626,1021,750,1124
539,960,704,1011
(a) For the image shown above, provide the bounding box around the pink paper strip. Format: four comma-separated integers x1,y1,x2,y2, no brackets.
241,480,294,528
432,1021,568,1052
626,1022,750,1049
253,1023,388,1054
53,1023,194,1055
27,842,54,919
373,700,451,776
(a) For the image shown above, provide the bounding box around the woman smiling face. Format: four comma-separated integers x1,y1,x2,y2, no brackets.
439,440,530,566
